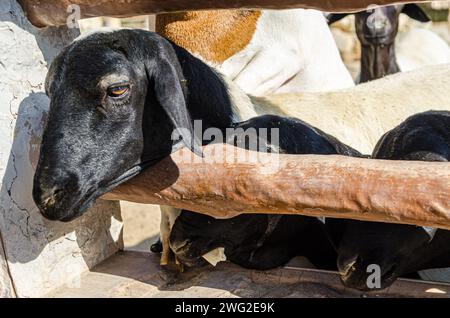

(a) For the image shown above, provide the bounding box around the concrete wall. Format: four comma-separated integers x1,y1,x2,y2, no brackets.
0,235,14,297
0,0,123,297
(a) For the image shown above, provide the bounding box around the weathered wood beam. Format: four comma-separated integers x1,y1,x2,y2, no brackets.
102,144,450,230
18,0,434,27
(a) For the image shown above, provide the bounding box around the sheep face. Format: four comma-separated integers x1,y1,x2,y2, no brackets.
328,4,429,83
354,7,399,46
169,210,338,271
328,5,429,47
337,220,431,291
337,111,450,291
169,211,270,268
33,30,200,222
354,4,429,47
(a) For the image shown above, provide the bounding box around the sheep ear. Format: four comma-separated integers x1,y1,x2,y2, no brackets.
151,55,203,158
327,13,349,25
401,4,430,22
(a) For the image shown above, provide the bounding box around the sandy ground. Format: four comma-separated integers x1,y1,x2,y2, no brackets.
121,202,161,252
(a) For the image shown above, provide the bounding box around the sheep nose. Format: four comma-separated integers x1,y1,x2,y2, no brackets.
34,185,64,209
366,12,390,34
43,187,62,205
338,254,359,277
369,18,388,32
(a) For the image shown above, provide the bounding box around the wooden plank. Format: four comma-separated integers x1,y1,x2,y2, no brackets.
46,251,450,298
252,266,450,298
102,144,450,230
18,0,432,27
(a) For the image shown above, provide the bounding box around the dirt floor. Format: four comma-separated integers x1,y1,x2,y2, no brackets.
121,202,161,252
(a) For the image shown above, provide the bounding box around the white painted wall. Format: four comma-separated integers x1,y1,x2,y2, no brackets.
0,235,14,297
0,1,123,297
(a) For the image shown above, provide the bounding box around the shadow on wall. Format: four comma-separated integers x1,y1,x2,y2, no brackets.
0,92,122,266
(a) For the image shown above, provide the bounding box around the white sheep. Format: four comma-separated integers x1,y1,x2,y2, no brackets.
157,9,355,96
237,64,450,154
396,27,450,72
218,9,355,95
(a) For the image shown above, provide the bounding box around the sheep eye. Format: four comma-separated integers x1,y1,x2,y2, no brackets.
107,84,130,98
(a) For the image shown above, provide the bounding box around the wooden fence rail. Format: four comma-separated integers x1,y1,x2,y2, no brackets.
18,0,435,27
102,144,450,230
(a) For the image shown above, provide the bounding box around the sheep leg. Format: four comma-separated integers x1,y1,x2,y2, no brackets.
159,207,171,266
159,206,182,268
161,239,184,272
160,234,170,266
167,206,183,271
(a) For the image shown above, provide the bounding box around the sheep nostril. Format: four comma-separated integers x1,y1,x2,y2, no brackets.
39,187,63,208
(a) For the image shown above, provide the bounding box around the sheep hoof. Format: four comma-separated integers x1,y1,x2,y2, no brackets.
160,255,169,266
160,257,184,273
158,267,181,285
160,261,185,284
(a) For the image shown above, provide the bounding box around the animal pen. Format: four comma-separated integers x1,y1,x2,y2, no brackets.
0,0,449,298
